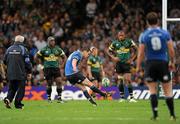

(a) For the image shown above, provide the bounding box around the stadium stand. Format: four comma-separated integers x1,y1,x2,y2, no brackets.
0,0,179,86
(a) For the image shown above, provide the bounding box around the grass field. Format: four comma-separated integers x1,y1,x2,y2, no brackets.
0,100,179,124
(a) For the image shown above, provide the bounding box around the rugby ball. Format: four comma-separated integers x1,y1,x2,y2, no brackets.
102,77,110,87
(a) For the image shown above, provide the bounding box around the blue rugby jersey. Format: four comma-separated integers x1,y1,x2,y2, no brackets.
139,27,172,62
65,50,82,76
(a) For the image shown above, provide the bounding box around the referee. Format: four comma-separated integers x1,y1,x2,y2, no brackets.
4,35,32,109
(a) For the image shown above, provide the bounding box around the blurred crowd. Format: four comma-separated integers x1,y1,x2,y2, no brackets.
0,0,179,87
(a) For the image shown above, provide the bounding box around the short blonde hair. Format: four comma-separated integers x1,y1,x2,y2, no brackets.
15,35,25,42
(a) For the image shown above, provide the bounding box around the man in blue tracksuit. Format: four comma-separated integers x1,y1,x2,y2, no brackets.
4,35,32,109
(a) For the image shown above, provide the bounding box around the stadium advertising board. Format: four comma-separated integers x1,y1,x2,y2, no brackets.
0,86,180,100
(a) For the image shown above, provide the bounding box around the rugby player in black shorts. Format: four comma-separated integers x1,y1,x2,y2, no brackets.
35,36,67,103
87,47,105,97
107,31,137,102
137,12,176,120
65,48,111,106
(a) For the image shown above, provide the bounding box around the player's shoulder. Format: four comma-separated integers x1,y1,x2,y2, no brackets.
36,46,47,55
55,45,64,51
97,56,102,61
71,50,82,60
158,28,170,36
88,55,94,60
73,50,80,54
73,50,81,57
125,38,133,42
41,46,48,50
111,39,119,44
54,45,61,50
141,28,154,41
111,40,120,47
54,45,60,48
142,28,151,36
144,27,168,35
152,27,171,39
139,29,151,43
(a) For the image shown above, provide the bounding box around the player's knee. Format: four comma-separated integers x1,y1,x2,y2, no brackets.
56,81,62,86
46,85,51,89
77,85,86,91
164,92,173,97
83,78,93,87
163,89,173,97
56,84,62,89
124,79,130,85
149,89,157,95
55,77,61,82
117,75,123,80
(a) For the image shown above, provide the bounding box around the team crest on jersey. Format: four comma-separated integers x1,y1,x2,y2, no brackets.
116,44,119,47
45,51,49,54
93,58,96,62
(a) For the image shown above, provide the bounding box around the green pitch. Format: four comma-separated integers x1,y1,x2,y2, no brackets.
0,100,179,124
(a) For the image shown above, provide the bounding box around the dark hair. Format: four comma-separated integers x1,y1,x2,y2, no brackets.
80,46,90,52
146,12,158,25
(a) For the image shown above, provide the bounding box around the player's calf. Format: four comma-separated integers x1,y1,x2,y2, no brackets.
150,94,158,119
89,85,106,97
83,90,97,106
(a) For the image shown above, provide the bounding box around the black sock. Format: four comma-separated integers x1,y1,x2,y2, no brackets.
165,97,175,117
118,82,124,99
46,86,52,98
90,85,106,97
57,87,62,98
83,90,96,104
150,94,158,118
128,84,133,99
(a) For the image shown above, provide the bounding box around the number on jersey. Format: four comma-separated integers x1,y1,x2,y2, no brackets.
151,37,162,50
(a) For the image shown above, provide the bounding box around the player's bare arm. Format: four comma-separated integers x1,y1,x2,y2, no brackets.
34,51,42,64
167,40,176,71
127,43,138,64
106,49,119,62
72,59,78,72
60,54,67,69
136,44,145,72
100,65,105,77
87,65,93,79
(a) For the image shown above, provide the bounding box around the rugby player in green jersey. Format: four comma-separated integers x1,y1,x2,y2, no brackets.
107,31,137,102
35,36,67,103
87,47,105,97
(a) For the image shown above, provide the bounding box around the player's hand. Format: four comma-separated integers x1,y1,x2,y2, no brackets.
169,62,175,72
73,67,77,73
1,74,6,80
89,75,93,80
112,57,119,62
136,67,140,74
102,71,105,78
105,49,110,55
27,73,32,80
90,77,95,81
127,59,132,64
